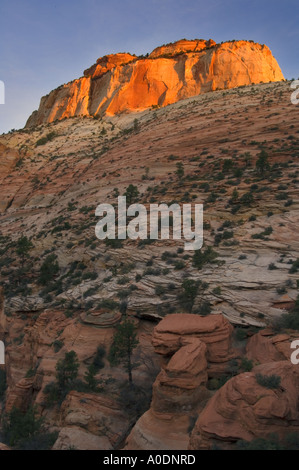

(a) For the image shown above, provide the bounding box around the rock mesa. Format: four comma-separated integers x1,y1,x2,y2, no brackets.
26,39,284,127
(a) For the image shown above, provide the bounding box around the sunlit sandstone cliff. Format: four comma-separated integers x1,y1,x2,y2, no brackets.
26,39,284,127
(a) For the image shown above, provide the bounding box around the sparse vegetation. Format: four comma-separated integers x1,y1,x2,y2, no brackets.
193,246,219,270
36,132,57,147
255,373,281,389
109,317,139,384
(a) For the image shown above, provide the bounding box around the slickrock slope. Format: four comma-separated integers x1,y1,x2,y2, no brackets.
26,39,284,127
0,78,298,450
0,81,298,326
189,361,299,450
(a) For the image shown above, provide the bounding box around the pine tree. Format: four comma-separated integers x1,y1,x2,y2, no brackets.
256,150,270,175
84,364,98,391
175,162,184,179
124,184,139,204
16,235,33,268
109,317,139,384
55,351,79,390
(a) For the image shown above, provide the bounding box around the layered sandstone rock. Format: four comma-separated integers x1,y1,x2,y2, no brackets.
246,329,298,365
125,337,210,450
1,308,117,412
152,313,234,375
126,315,233,450
26,39,284,127
59,391,130,448
52,426,112,450
80,308,121,327
149,39,216,58
189,361,299,450
84,53,136,79
4,377,35,413
152,338,208,414
0,300,157,447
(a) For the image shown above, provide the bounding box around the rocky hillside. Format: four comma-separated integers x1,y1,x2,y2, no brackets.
26,39,284,127
0,77,298,450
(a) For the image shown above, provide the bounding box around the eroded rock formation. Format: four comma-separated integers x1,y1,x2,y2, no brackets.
189,361,299,450
152,313,234,375
26,39,284,127
125,314,233,450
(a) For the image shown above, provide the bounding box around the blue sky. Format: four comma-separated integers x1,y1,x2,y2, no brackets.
0,0,298,134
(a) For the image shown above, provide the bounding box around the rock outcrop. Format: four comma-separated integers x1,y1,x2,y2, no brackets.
84,53,136,79
26,39,284,127
148,39,216,58
58,391,130,448
189,361,299,450
152,313,234,375
52,427,112,450
0,443,10,451
125,337,210,450
126,314,233,450
246,329,298,365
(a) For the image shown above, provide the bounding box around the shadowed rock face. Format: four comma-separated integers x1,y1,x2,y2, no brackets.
26,39,284,127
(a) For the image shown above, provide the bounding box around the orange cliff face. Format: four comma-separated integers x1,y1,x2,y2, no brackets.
26,39,285,127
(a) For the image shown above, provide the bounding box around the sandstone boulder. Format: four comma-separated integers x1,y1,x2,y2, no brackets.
152,338,208,413
80,308,121,327
59,391,130,448
246,329,297,364
52,426,112,450
189,361,299,450
152,313,234,374
125,336,210,450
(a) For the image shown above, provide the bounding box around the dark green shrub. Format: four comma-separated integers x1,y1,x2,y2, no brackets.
289,258,299,274
177,279,200,313
39,254,59,285
240,357,253,372
196,301,211,316
255,373,281,389
155,285,166,295
36,132,57,147
93,346,106,370
235,328,247,341
2,406,44,447
97,299,119,310
56,351,79,390
0,369,7,400
53,340,64,353
193,246,219,270
273,295,299,331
